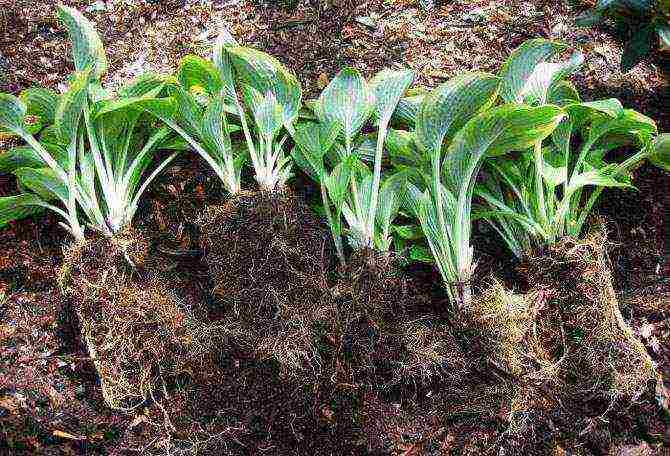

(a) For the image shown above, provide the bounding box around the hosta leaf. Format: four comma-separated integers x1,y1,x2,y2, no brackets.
519,50,584,105
242,85,283,140
19,88,59,125
319,67,372,146
370,69,414,124
392,94,425,127
291,121,340,159
486,105,566,156
227,46,302,126
0,94,28,136
0,194,45,227
118,73,166,98
177,55,222,96
548,80,581,106
57,5,107,79
326,159,353,208
213,29,238,100
649,133,670,171
541,146,568,187
442,104,565,194
167,84,203,137
0,146,44,172
498,39,567,104
409,245,435,263
55,70,90,144
201,97,233,164
415,72,500,157
14,167,69,204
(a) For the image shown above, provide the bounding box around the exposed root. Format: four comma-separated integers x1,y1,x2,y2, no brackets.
199,191,334,380
59,227,214,411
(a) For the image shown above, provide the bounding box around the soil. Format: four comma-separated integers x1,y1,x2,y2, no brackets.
0,0,669,455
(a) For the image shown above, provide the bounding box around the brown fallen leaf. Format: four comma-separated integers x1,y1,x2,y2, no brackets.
0,395,19,413
317,72,329,89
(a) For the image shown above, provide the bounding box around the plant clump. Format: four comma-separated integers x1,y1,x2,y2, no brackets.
59,228,203,411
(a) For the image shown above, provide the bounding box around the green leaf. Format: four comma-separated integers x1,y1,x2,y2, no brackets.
212,29,238,100
369,69,414,124
57,5,108,79
442,104,565,193
518,50,584,105
14,167,69,204
392,94,425,127
201,96,233,165
177,55,222,96
326,159,353,208
547,80,581,106
0,194,46,227
0,94,28,136
19,87,59,125
242,85,283,140
0,146,44,172
227,46,302,126
408,245,435,263
55,70,90,144
118,73,167,98
318,67,373,147
415,72,500,157
649,133,670,171
498,39,567,103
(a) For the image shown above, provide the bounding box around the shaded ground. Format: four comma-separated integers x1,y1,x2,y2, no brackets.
0,0,668,454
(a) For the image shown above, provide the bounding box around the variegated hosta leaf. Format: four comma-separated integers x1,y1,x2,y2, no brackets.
498,39,568,104
547,80,581,106
14,167,69,204
242,85,283,140
442,104,565,196
0,146,44,172
415,72,500,159
325,159,353,209
57,5,107,79
518,50,584,105
370,69,414,124
201,97,233,166
649,133,670,172
0,94,28,136
55,70,91,144
392,94,425,127
177,55,222,97
0,194,46,227
291,121,340,159
226,46,302,126
19,88,59,126
118,73,167,98
540,146,568,187
319,67,373,147
213,29,239,101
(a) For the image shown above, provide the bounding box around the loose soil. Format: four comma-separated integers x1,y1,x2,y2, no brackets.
0,0,668,454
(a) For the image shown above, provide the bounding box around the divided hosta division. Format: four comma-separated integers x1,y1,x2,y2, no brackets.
0,5,200,411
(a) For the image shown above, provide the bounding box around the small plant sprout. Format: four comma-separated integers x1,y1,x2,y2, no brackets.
475,39,664,258
405,70,564,307
0,5,179,240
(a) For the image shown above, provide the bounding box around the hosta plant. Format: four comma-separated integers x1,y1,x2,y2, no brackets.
0,5,193,412
475,39,666,258
577,0,670,71
0,7,178,240
291,68,413,264
136,30,301,195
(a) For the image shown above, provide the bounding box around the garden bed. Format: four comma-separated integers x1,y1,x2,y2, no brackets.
0,0,668,455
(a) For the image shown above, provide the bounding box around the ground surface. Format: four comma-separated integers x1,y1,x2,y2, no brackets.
0,0,668,454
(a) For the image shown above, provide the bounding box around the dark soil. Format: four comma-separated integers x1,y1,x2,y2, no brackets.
1,0,669,454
